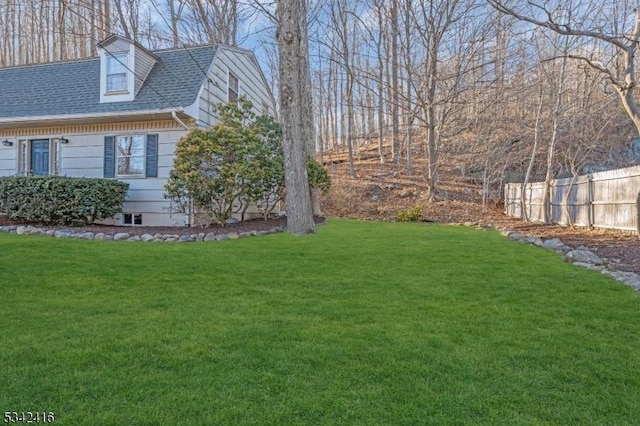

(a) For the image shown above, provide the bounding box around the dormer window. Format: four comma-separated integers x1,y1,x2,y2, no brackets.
97,35,158,104
107,54,128,92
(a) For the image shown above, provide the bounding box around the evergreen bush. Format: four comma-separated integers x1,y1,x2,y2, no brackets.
0,176,128,225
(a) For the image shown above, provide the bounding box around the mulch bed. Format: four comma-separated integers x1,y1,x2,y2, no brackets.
491,218,640,275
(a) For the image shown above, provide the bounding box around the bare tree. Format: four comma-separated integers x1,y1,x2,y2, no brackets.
412,0,467,201
488,0,640,137
188,0,240,45
389,0,400,163
329,0,357,177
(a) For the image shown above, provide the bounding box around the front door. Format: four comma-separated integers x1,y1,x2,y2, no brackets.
31,140,49,176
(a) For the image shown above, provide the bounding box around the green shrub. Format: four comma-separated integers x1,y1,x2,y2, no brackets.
307,155,331,193
165,99,333,226
165,100,276,226
0,176,128,225
396,206,423,222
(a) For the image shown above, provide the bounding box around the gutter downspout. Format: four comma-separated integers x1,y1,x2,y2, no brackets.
171,109,190,130
171,108,192,227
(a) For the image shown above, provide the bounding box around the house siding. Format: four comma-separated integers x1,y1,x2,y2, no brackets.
134,48,157,95
0,42,275,227
0,121,188,227
195,46,276,127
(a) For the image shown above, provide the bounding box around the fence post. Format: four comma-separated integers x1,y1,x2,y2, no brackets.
637,191,639,237
587,174,594,229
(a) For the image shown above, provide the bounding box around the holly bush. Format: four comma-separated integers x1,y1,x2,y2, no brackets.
0,176,128,225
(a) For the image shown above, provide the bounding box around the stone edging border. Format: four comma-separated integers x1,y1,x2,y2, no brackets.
449,222,640,292
0,224,285,243
490,224,640,292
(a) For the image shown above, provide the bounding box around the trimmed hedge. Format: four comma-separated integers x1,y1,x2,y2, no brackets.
0,176,128,226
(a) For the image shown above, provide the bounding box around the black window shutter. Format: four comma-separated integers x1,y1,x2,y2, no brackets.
146,134,158,178
104,136,116,178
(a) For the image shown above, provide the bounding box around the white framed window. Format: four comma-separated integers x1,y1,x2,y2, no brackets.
107,54,128,92
228,72,239,103
18,140,27,175
53,139,61,174
117,135,145,176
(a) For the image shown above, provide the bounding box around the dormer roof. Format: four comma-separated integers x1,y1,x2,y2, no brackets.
0,43,217,124
96,34,159,61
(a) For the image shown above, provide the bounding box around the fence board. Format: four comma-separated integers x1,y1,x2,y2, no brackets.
505,165,640,234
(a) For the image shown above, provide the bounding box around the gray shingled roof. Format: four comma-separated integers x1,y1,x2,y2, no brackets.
0,45,216,119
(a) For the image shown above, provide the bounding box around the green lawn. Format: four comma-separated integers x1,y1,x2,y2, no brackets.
1,219,639,425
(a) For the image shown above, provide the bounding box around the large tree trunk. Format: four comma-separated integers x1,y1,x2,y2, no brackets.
277,0,315,235
296,0,321,216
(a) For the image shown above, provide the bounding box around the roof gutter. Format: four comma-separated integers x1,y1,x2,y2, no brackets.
0,108,181,125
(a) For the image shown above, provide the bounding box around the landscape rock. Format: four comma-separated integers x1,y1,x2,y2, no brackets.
128,235,141,241
499,228,512,237
141,234,154,242
602,270,640,291
541,238,566,251
508,231,522,241
566,249,604,266
16,226,26,235
94,233,106,240
80,232,95,240
572,262,605,272
227,232,240,239
524,236,543,246
113,232,130,241
204,232,216,241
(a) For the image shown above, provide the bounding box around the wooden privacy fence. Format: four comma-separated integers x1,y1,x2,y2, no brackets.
504,165,640,234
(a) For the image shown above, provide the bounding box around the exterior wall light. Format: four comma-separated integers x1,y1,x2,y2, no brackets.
1,139,13,147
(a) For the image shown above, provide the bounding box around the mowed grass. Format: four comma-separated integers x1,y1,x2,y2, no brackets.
1,219,639,425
